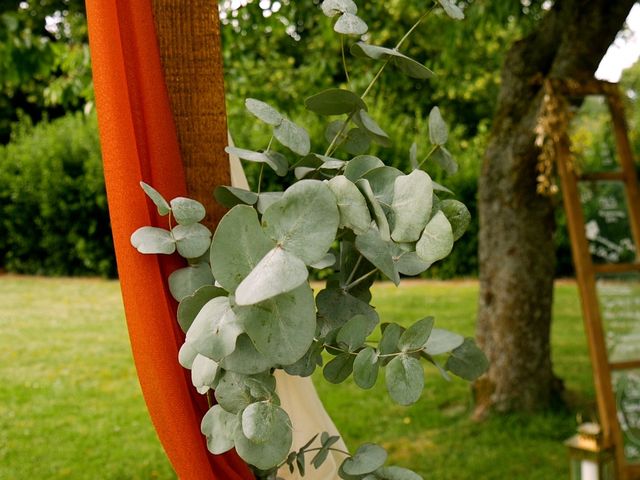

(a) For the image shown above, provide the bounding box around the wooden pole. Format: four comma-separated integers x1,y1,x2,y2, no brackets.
151,0,229,231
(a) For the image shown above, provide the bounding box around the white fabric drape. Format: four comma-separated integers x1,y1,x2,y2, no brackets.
228,134,348,479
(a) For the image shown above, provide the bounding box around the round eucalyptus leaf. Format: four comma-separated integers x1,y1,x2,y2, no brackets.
185,296,242,361
177,285,227,333
219,334,275,374
234,408,292,470
395,251,431,276
172,223,212,259
390,55,434,80
353,109,391,147
235,246,308,306
310,252,337,270
225,146,288,176
245,98,283,126
284,341,323,377
191,354,219,394
428,107,448,146
386,354,424,406
210,205,274,291
424,328,464,356
337,314,370,352
214,186,259,209
355,226,399,285
444,338,489,381
262,180,339,265
168,263,214,302
241,402,290,445
274,118,311,156
362,166,403,207
131,226,175,255
140,181,170,216
215,371,254,414
328,175,372,235
374,466,423,480
256,191,284,214
432,180,454,194
344,155,384,182
234,284,316,365
440,199,471,241
438,0,465,20
398,317,434,352
201,405,238,455
334,12,368,35
178,342,198,369
342,443,387,475
391,170,433,243
344,127,371,155
432,146,458,175
306,88,367,116
356,179,390,241
316,287,379,337
415,210,453,267
323,353,355,384
169,197,206,225
321,0,357,17
353,347,379,390
378,323,404,357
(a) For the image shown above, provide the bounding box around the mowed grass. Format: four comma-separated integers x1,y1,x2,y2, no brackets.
0,276,594,479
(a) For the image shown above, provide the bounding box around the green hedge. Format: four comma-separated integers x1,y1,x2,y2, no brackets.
0,113,116,277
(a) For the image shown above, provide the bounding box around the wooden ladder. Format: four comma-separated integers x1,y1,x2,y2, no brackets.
553,78,640,480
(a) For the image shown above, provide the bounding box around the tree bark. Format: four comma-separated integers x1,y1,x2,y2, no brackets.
475,0,635,416
151,0,230,231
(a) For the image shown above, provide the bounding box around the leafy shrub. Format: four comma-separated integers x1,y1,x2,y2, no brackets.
0,112,116,276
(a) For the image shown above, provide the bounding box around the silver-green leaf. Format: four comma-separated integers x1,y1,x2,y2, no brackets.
386,354,424,406
415,210,453,267
321,0,357,17
438,0,464,20
353,347,379,390
391,170,433,243
262,180,340,265
424,328,464,356
235,246,308,306
201,405,238,455
440,199,471,241
328,175,372,235
131,226,175,255
234,406,292,470
305,88,367,116
342,443,387,475
211,205,274,291
177,285,227,333
140,181,171,216
172,223,212,259
168,263,214,302
334,12,368,35
274,118,311,156
428,107,448,146
185,296,242,362
169,197,206,225
398,317,434,352
245,98,283,126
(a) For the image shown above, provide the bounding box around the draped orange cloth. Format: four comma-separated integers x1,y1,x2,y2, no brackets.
85,2,253,478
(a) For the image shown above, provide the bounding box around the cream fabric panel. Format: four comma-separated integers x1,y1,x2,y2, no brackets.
227,134,347,479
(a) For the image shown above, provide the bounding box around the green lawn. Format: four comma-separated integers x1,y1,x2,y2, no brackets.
0,276,593,479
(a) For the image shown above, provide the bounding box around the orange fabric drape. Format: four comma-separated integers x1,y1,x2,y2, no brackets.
85,2,252,478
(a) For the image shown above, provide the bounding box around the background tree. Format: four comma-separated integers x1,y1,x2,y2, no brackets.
475,0,637,416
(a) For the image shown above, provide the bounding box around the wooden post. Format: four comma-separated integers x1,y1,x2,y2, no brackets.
151,0,229,231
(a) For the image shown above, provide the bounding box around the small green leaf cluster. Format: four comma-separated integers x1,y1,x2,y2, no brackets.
131,1,486,478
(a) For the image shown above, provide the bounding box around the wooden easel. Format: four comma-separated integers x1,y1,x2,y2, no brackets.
552,78,640,480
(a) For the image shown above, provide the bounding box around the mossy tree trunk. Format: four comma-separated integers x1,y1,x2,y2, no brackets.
475,0,636,416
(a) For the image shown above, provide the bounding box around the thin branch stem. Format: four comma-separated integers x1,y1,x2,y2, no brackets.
344,268,378,291
324,111,355,157
344,255,363,286
257,164,265,195
341,35,351,86
395,4,436,51
416,144,439,170
265,135,274,152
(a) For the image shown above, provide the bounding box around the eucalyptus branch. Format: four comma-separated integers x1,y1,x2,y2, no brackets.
265,135,274,152
344,254,364,286
324,111,355,157
341,35,351,86
344,268,378,291
416,144,440,170
256,164,265,195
